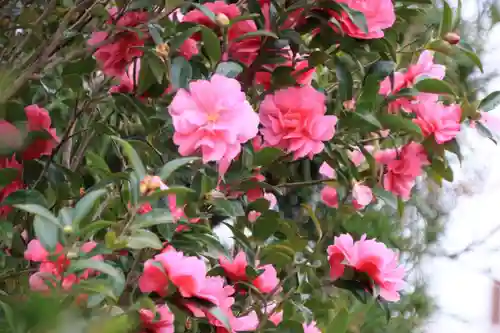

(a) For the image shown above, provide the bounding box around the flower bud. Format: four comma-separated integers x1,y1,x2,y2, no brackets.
155,43,170,60
215,13,230,27
63,225,73,234
444,32,460,45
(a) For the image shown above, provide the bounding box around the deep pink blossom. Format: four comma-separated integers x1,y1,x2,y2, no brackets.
219,251,280,294
88,10,148,77
139,305,175,333
0,156,23,217
23,105,59,160
321,186,339,208
169,75,259,175
413,102,462,144
375,143,429,200
332,0,395,39
227,20,261,66
327,234,405,302
179,38,199,60
183,1,240,29
255,58,315,90
259,86,337,160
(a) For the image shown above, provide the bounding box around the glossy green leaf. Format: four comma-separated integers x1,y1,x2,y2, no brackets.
215,61,244,78
159,157,200,181
415,78,455,95
479,91,500,112
127,229,163,250
112,137,146,179
171,56,193,90
73,189,107,230
439,0,453,36
14,204,61,228
328,308,349,333
201,27,221,66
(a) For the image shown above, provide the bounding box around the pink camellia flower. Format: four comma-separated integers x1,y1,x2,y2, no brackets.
352,183,373,210
375,143,429,200
413,102,462,144
332,0,395,39
327,234,405,302
0,156,23,217
219,251,280,294
139,305,175,333
25,239,102,292
348,145,374,166
321,186,339,208
227,19,261,66
22,105,59,160
219,251,248,281
259,86,337,160
179,38,199,60
169,74,259,175
139,247,207,298
253,264,280,293
303,321,322,333
319,162,336,179
88,10,149,77
380,51,445,114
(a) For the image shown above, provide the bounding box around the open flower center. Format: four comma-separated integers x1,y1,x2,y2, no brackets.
207,113,219,122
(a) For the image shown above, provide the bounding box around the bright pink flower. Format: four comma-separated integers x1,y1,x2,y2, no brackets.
88,10,149,77
375,143,429,200
413,102,462,144
352,183,373,209
139,247,207,298
407,50,446,82
253,264,279,293
333,0,395,39
247,210,261,223
109,58,141,95
321,186,339,208
137,202,153,215
179,38,199,60
169,74,259,175
227,20,261,66
0,156,23,217
23,105,59,160
219,251,248,281
24,239,49,262
259,86,337,160
139,305,175,333
327,234,405,302
303,321,321,333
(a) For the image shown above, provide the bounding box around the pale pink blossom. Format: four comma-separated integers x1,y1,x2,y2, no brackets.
413,102,461,144
109,58,141,94
327,234,405,302
348,145,374,166
259,86,337,160
332,0,395,39
407,51,446,82
352,183,373,209
303,321,322,333
319,162,336,179
253,264,279,293
139,305,175,333
375,143,429,200
169,75,259,175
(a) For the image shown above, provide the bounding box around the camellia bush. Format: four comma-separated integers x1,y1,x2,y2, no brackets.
0,0,498,332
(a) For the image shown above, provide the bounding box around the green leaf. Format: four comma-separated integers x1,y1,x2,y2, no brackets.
328,308,349,333
79,220,115,238
69,260,125,284
112,136,146,179
352,112,382,129
0,168,18,187
171,56,193,90
3,189,47,207
132,210,175,229
253,147,284,167
86,151,111,174
127,229,163,250
211,198,245,217
415,78,455,95
302,204,322,241
439,0,453,36
201,27,221,66
253,211,280,241
14,204,61,228
377,114,423,139
73,189,107,230
159,157,200,181
205,307,231,332
372,187,397,210
479,91,500,112
430,159,454,182
457,43,484,73
232,30,278,43
189,3,216,23
215,61,244,78
169,26,201,50
33,215,59,250
335,56,353,102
